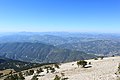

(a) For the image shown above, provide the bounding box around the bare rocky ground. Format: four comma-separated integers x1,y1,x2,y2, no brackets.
25,56,120,80
1,57,120,80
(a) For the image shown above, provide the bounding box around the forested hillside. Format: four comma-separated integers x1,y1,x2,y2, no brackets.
0,56,46,72
0,42,96,63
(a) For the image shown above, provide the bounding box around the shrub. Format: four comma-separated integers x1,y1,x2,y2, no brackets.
50,67,55,73
36,68,43,74
39,68,43,72
112,55,115,57
18,72,25,80
88,62,91,65
4,73,25,80
61,73,65,77
25,71,29,76
54,75,61,80
29,70,34,75
94,58,98,60
46,68,49,73
118,63,120,74
31,75,38,80
100,56,104,60
61,77,69,80
54,64,60,69
0,73,3,77
77,60,87,68
4,75,15,80
13,74,18,80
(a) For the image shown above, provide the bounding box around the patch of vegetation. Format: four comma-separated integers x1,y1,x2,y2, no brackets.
54,64,60,69
94,58,98,60
118,63,120,74
88,62,91,65
24,70,34,76
0,57,54,72
77,60,87,68
0,42,96,63
4,72,25,80
54,75,61,80
36,68,43,74
50,67,55,73
100,56,104,60
31,75,38,80
53,74,69,80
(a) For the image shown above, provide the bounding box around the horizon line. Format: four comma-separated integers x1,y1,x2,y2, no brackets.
0,31,120,34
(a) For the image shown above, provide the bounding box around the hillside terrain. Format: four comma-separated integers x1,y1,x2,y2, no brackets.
0,42,95,63
0,56,48,72
25,56,120,80
0,33,120,80
0,32,120,56
58,40,120,56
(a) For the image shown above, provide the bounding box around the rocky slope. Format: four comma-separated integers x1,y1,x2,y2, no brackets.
25,56,120,80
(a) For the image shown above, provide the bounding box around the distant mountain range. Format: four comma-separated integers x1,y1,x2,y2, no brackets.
58,40,120,56
0,32,120,45
0,32,120,56
0,42,96,63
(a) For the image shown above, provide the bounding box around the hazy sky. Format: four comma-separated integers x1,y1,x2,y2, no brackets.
0,0,120,33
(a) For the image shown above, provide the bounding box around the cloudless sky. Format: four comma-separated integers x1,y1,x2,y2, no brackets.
0,0,120,33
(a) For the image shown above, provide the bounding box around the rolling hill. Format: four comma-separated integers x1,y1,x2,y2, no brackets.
0,42,96,63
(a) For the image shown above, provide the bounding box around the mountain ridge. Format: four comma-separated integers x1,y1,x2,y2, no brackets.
0,42,96,63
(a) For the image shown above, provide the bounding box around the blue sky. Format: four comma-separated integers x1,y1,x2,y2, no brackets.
0,0,120,33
